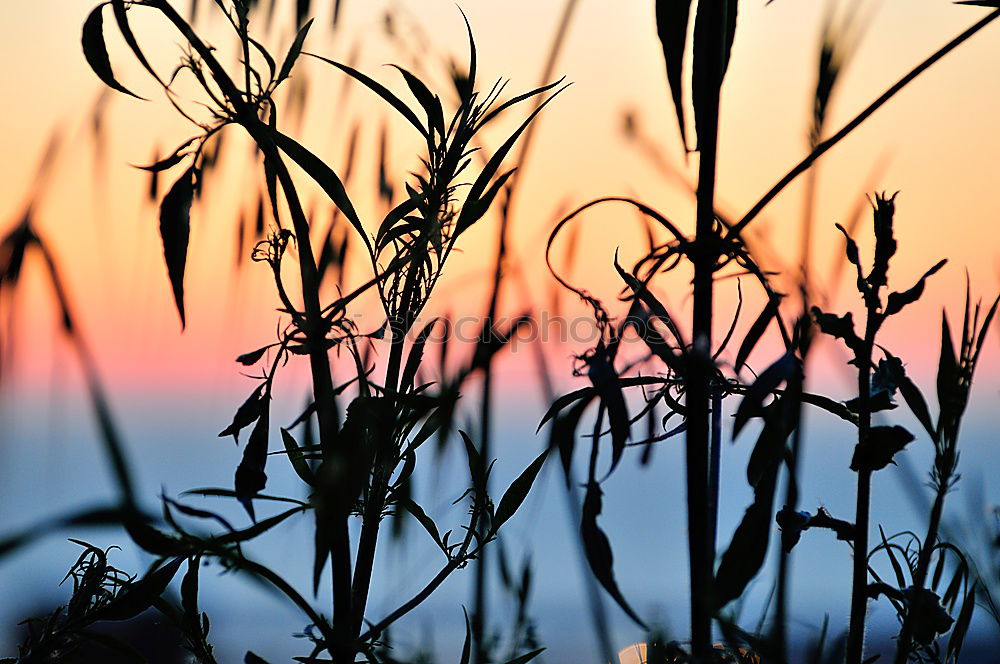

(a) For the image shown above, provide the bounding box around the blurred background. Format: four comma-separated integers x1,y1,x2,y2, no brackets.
1,0,999,661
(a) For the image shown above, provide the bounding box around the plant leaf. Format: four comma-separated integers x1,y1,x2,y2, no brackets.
655,0,693,151
82,4,145,100
398,497,444,552
733,352,796,437
271,129,372,256
159,166,197,328
492,448,549,532
884,259,947,317
305,52,426,136
276,18,314,85
92,557,185,621
235,401,271,521
850,425,915,471
734,296,780,372
280,427,315,486
580,482,647,629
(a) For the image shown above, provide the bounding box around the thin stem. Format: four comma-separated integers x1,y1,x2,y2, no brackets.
728,8,1000,239
687,0,727,658
846,325,876,664
253,134,354,663
892,470,949,663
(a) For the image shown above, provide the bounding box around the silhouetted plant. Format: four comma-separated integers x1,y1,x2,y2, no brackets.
23,0,565,662
542,2,1000,663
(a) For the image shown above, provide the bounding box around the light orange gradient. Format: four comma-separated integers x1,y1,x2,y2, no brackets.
2,0,999,396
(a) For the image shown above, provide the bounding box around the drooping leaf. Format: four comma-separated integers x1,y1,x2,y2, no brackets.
586,351,630,477
715,444,780,610
82,4,145,100
390,65,446,139
654,0,693,151
580,482,647,628
880,352,935,440
271,129,372,255
398,497,444,552
549,394,595,486
111,0,165,87
235,401,271,520
492,448,549,532
305,53,427,136
159,166,198,328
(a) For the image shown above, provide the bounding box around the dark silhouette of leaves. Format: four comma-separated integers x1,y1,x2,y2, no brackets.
580,482,646,628
492,448,549,532
82,4,144,100
235,402,271,520
850,425,915,471
655,0,693,151
91,557,184,621
159,166,197,328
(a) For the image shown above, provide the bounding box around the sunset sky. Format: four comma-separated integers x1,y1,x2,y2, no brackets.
1,0,999,660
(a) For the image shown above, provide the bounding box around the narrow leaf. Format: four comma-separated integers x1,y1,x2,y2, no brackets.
82,4,145,100
492,448,549,531
159,166,197,328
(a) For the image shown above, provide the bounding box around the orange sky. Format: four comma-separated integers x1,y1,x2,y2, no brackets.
2,0,999,394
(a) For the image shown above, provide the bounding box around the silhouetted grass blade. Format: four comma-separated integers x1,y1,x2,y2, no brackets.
715,439,779,610
82,4,144,100
112,0,165,87
272,128,372,255
159,166,197,328
655,0,692,150
691,0,737,148
305,53,427,137
389,65,446,139
276,18,314,86
734,297,780,373
280,427,315,486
